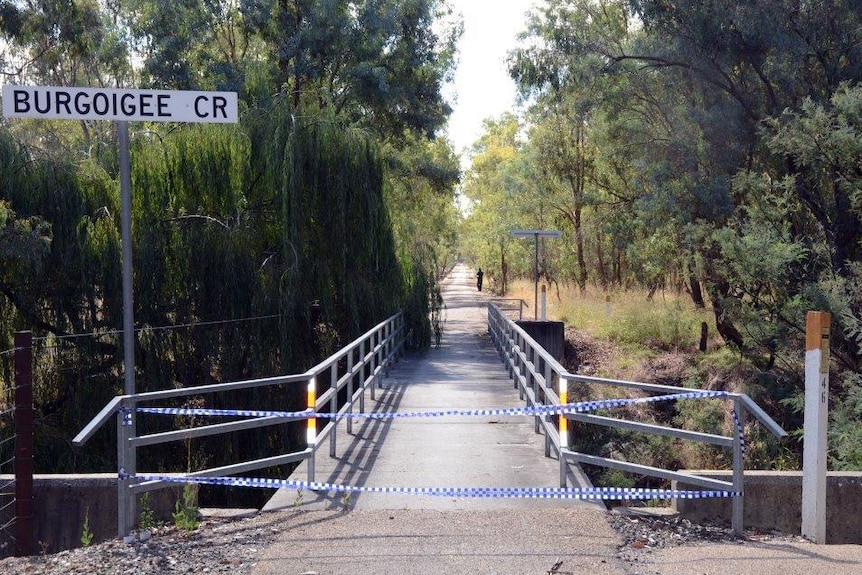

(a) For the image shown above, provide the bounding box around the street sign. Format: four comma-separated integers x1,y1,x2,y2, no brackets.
2,85,238,124
511,229,563,238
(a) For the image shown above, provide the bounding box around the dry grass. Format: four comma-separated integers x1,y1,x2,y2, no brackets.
504,280,720,355
498,280,784,476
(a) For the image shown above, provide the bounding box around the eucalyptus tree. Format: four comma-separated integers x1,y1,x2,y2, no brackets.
124,0,459,140
461,113,536,294
0,0,134,159
127,0,261,91
619,0,862,366
521,94,596,293
503,0,862,465
510,0,644,293
385,131,461,278
627,0,862,271
510,0,862,354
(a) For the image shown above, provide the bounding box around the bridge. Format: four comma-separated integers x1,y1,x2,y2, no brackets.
263,263,589,512
72,263,862,574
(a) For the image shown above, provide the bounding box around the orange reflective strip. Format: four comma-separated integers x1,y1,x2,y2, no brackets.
559,382,568,443
307,378,316,444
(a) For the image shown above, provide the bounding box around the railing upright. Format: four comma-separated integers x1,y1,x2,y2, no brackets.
732,396,746,533
307,375,317,483
359,338,366,414
346,346,354,435
329,363,338,458
369,331,377,401
543,359,553,457
558,375,569,488
117,397,134,537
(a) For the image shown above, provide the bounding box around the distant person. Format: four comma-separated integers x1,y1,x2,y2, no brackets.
476,268,484,292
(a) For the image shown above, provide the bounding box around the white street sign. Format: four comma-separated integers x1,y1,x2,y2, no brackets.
2,85,238,123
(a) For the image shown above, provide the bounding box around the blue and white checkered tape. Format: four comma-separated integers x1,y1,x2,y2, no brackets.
134,390,731,420
124,473,741,500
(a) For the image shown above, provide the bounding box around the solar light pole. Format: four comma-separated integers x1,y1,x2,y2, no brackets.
511,229,562,320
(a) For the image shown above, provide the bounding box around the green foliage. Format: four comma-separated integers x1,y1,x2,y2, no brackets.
127,0,459,139
172,484,200,533
1,95,447,483
829,375,862,470
456,0,862,471
386,132,461,280
596,468,636,490
460,114,534,294
401,263,438,350
138,492,157,531
80,508,94,547
1,0,458,504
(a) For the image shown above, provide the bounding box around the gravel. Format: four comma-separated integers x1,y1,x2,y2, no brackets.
0,511,286,575
607,505,810,573
609,509,742,550
0,506,810,575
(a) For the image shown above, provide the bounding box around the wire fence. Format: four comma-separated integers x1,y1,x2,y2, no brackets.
0,312,288,556
0,347,17,558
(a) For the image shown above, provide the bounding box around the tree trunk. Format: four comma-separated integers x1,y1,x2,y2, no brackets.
499,239,508,295
575,205,587,293
688,273,705,308
575,123,588,293
708,278,745,349
596,229,608,290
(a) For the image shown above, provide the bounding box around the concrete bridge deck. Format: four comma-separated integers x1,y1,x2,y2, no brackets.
251,263,861,575
264,262,588,513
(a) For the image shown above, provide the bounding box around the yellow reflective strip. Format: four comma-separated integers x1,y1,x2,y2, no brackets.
307,377,316,444
559,381,568,446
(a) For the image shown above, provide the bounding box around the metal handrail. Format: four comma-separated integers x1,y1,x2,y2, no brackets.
75,312,405,536
491,298,529,321
486,302,786,534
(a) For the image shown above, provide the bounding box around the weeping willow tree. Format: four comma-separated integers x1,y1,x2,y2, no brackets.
247,103,404,368
1,95,433,501
0,126,123,473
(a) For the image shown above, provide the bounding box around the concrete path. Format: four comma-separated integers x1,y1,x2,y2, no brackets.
252,263,862,575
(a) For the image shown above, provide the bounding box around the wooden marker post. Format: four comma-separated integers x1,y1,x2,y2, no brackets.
540,285,547,321
802,311,830,543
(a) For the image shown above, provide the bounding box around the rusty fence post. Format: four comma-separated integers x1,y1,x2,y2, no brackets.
14,331,33,557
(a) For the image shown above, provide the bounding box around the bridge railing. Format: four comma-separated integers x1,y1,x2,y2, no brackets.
487,302,786,534
490,298,529,321
74,312,405,537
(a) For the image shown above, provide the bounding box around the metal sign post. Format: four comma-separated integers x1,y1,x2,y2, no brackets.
511,229,562,320
118,121,135,397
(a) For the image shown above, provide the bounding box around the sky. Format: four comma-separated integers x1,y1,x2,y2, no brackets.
444,0,538,159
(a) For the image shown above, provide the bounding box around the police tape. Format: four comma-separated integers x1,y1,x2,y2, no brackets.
123,472,741,500
133,390,731,420
733,407,746,457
